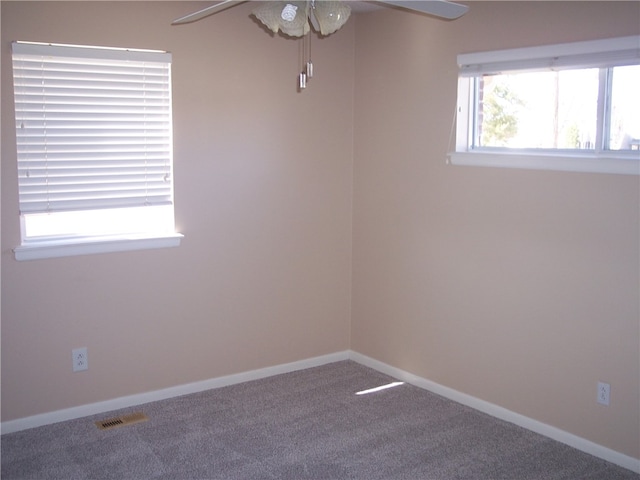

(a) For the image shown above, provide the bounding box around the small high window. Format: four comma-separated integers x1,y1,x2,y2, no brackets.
450,36,640,175
11,42,182,260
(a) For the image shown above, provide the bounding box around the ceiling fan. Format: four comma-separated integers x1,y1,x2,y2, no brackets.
172,0,469,89
172,0,469,29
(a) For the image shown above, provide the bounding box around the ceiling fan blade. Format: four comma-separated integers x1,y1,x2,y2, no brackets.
374,0,468,19
172,0,248,25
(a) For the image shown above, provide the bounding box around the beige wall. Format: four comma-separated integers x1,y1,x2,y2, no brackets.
1,1,353,419
1,0,639,464
352,1,639,459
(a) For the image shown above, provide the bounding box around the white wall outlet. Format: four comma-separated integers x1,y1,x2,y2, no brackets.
72,347,88,372
597,381,610,406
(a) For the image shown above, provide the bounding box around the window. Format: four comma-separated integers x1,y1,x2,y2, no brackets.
11,41,182,261
450,36,640,175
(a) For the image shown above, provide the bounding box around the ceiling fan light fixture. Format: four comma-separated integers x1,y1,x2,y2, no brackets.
174,0,469,92
311,1,351,35
280,3,298,21
252,1,310,37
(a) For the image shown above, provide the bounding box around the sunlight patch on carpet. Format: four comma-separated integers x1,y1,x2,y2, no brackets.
356,381,404,395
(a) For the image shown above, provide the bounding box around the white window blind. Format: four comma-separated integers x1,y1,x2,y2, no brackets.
12,41,174,215
458,36,640,76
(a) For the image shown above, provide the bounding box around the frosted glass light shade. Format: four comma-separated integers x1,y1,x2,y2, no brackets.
252,1,310,37
311,1,351,35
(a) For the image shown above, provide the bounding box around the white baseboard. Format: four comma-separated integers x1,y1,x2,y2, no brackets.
2,349,638,474
349,351,640,474
0,350,350,435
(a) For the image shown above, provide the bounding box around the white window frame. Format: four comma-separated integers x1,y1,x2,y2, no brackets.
11,41,183,261
449,36,640,175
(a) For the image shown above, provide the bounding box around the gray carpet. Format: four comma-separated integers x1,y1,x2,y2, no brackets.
2,361,638,479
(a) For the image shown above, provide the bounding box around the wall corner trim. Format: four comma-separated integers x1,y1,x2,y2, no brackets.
348,351,640,474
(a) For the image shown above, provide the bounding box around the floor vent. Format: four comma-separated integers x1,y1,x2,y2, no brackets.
96,412,148,431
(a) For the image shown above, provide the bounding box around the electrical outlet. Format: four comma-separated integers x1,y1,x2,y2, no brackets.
72,347,88,372
597,381,610,406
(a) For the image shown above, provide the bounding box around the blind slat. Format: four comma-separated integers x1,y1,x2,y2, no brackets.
12,41,174,215
12,41,171,63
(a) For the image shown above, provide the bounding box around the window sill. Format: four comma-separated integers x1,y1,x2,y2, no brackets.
447,151,640,175
14,233,184,261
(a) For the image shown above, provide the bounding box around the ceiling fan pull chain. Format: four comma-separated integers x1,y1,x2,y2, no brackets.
298,34,306,91
306,29,313,78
